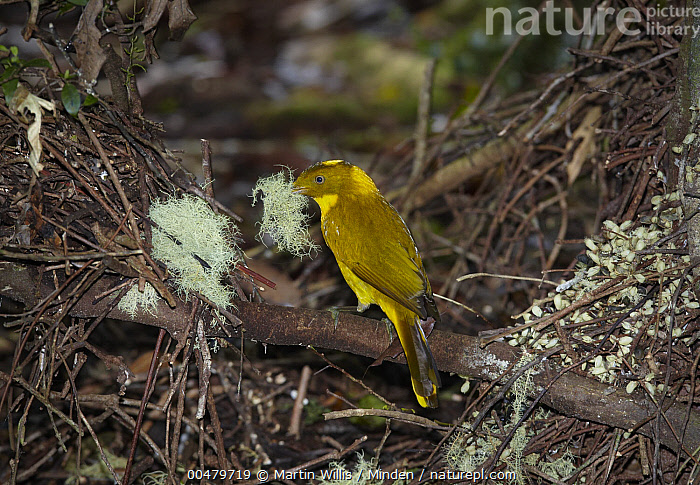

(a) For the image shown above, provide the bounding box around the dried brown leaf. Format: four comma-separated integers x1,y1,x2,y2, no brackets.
167,0,197,41
9,84,55,175
71,0,107,84
142,0,168,33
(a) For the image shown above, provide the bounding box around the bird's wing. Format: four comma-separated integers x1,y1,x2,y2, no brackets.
326,194,431,319
345,239,429,319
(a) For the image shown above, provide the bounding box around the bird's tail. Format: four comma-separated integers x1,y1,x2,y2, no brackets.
392,308,441,408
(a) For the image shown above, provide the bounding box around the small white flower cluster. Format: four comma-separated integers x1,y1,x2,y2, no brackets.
509,190,693,395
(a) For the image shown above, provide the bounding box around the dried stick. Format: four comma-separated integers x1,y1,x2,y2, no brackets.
206,385,231,476
288,365,313,439
201,139,214,199
122,328,166,485
411,58,436,179
325,408,449,431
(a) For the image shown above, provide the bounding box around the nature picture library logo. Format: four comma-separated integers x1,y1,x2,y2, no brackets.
486,3,700,38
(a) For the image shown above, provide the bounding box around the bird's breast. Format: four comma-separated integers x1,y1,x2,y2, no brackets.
322,217,341,242
313,193,339,214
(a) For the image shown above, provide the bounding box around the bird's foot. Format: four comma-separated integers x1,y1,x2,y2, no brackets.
326,306,358,330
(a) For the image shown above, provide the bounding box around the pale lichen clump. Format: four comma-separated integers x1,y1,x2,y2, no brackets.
149,195,240,308
509,189,694,396
117,282,159,318
444,424,500,476
317,452,401,485
447,354,572,484
251,168,320,258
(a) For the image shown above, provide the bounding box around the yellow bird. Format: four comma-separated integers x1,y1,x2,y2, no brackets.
293,160,441,408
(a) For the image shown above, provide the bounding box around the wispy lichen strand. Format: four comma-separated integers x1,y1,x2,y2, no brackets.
251,168,319,258
117,282,159,317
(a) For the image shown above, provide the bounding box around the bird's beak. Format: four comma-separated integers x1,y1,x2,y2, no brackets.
292,183,307,195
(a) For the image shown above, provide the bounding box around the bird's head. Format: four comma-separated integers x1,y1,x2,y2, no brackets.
293,160,378,203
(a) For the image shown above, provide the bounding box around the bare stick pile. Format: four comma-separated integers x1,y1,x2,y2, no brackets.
0,0,698,483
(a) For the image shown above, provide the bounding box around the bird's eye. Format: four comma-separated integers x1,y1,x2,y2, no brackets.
315,175,325,184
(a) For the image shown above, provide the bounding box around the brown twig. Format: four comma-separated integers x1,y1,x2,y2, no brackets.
287,365,312,439
123,328,166,485
201,138,214,199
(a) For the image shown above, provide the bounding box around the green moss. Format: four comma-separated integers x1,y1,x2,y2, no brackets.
348,395,387,430
65,448,126,485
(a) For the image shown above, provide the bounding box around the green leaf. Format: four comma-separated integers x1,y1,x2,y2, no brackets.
57,3,75,14
10,46,18,57
0,66,19,84
2,78,18,105
83,94,98,107
24,59,52,69
66,0,88,5
61,83,81,116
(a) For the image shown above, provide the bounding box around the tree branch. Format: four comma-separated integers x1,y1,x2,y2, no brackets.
1,262,697,453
